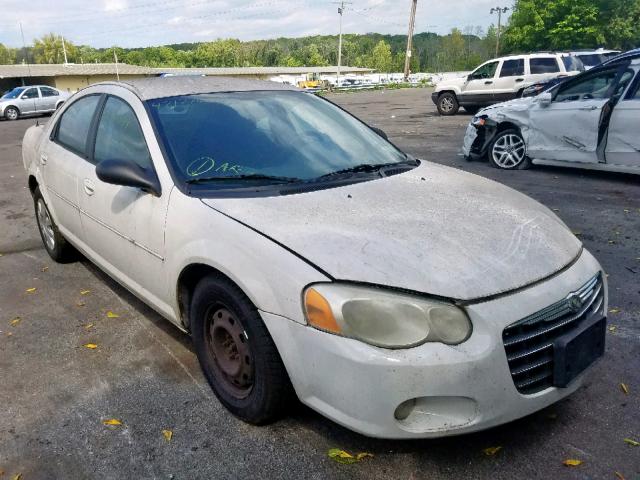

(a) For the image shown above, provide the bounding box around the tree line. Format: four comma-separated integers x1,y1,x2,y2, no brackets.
0,0,636,73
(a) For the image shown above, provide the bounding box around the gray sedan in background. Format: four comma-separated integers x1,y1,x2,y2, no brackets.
0,85,70,120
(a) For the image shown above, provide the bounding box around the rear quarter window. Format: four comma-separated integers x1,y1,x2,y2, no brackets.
530,58,561,74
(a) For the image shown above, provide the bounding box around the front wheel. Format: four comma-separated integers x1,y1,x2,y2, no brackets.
191,275,294,424
488,129,531,170
33,187,77,262
4,106,19,121
436,92,459,116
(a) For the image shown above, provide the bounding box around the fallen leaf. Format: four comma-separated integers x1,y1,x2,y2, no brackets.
328,448,373,464
106,311,120,318
623,438,639,447
620,383,629,395
41,266,49,272
80,290,90,295
83,343,98,349
552,208,560,212
83,323,94,330
609,325,617,333
6,332,12,337
608,240,616,244
615,471,625,480
11,474,21,480
10,317,21,327
483,446,502,456
25,288,36,293
563,459,582,467
76,301,86,307
624,209,630,213
609,308,620,314
103,418,122,426
162,429,173,442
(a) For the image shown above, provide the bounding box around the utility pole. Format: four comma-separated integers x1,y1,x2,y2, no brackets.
403,0,418,82
61,35,68,64
490,6,509,57
333,1,351,88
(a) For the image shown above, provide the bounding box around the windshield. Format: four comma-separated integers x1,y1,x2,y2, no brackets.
562,56,585,72
2,87,26,99
147,90,407,187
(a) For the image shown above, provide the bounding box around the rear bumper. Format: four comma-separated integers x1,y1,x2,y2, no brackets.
262,250,606,439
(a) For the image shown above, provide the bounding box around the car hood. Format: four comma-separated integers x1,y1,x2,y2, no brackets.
478,96,536,116
435,75,467,90
202,162,582,301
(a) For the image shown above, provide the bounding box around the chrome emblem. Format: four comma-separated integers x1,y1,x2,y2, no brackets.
567,294,584,313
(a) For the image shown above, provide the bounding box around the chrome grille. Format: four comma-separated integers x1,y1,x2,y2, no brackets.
502,273,604,395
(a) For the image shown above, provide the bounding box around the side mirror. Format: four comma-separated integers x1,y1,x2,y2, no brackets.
96,159,161,196
538,92,553,107
370,126,388,140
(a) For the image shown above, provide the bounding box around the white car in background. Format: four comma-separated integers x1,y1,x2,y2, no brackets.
23,76,607,439
463,49,640,174
432,53,583,115
571,49,621,70
0,85,69,120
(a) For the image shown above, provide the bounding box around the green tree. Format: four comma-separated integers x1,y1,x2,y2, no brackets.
0,43,16,64
33,33,77,63
371,40,392,73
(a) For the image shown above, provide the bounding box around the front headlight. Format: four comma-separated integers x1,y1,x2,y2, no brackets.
303,284,472,348
471,115,487,127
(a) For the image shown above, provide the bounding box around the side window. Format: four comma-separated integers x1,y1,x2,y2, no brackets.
470,61,499,80
94,96,152,169
56,95,101,156
613,70,635,99
499,59,524,77
40,87,59,97
21,88,39,99
632,77,640,100
530,58,560,74
555,69,620,102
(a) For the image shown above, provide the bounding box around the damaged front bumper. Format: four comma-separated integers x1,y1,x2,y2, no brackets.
462,116,499,160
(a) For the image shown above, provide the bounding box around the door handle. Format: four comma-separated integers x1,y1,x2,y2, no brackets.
83,179,95,196
40,154,47,165
515,78,524,82
579,105,599,111
484,81,493,85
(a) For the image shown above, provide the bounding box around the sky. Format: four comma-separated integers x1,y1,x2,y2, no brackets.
0,0,512,49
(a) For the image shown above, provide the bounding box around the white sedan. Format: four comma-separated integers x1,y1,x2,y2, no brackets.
23,76,607,439
463,49,640,174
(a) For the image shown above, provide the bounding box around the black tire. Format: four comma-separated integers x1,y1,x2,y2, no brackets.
5,106,19,121
33,187,77,262
488,128,531,170
191,274,294,424
436,92,459,116
463,105,480,114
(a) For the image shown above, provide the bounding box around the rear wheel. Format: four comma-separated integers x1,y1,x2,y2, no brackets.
5,106,19,121
488,129,531,170
33,187,77,262
436,92,459,116
191,275,293,424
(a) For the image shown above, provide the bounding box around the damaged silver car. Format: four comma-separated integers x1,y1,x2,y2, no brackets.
463,49,640,174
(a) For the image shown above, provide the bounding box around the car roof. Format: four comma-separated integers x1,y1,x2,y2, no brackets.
95,75,300,101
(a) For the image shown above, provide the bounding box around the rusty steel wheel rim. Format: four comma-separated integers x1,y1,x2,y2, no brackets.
206,306,254,399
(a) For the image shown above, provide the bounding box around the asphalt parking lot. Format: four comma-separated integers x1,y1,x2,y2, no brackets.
1,87,638,480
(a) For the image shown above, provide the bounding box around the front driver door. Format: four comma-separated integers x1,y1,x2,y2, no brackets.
18,87,40,114
460,60,499,105
527,66,625,163
76,90,172,314
605,69,640,167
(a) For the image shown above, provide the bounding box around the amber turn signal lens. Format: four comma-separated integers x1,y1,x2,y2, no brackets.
304,288,342,334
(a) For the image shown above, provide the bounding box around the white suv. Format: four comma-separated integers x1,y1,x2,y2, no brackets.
432,53,583,115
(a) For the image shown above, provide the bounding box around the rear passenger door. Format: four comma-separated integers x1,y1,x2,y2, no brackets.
42,94,102,244
492,58,526,101
39,87,61,111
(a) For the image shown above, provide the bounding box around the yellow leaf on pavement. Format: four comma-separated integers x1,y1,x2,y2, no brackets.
10,317,21,327
623,438,639,447
103,418,122,426
609,308,620,314
80,290,90,295
83,323,94,330
12,474,21,480
615,471,625,480
609,325,617,333
563,459,582,467
483,446,502,456
328,448,373,464
162,429,173,442
83,343,98,349
76,301,86,307
620,383,629,395
25,288,36,293
41,266,49,272
106,311,120,318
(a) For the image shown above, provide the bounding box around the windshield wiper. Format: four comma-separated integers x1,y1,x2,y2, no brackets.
185,174,300,185
315,159,419,180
